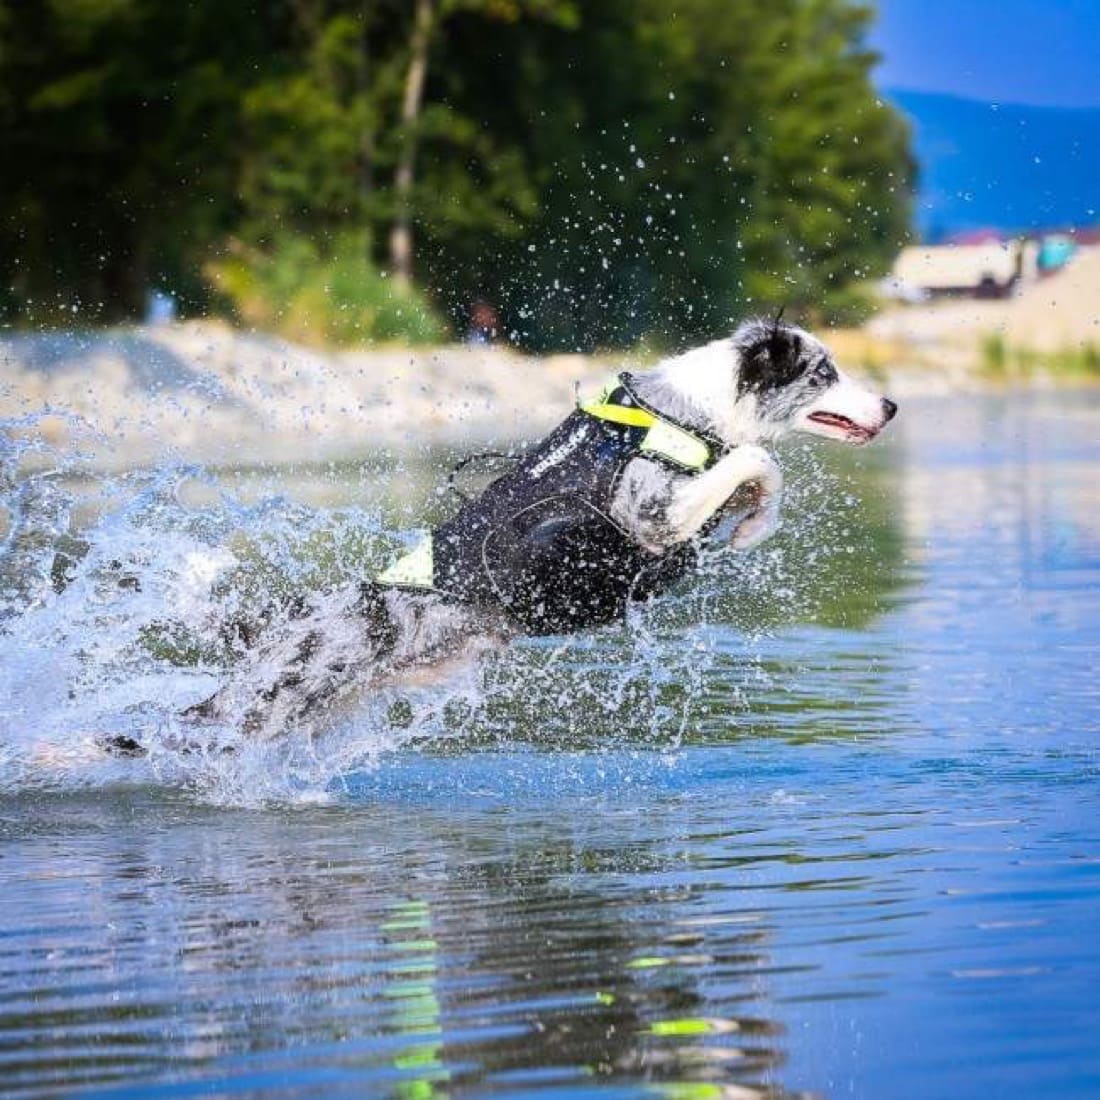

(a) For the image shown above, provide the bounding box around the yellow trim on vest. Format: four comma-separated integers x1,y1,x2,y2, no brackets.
579,400,654,429
638,418,710,470
581,389,711,472
376,532,435,588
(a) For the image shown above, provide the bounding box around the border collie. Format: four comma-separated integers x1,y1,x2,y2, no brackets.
178,317,897,741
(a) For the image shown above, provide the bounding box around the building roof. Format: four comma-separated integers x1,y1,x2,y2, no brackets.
891,243,1020,291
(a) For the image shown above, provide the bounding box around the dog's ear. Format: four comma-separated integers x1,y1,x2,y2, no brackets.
737,321,805,396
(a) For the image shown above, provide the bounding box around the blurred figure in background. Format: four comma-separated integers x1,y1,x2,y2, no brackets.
466,298,499,345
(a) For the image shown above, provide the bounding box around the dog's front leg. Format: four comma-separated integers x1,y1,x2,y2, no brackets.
666,445,783,550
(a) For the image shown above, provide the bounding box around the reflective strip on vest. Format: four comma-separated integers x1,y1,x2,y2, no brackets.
580,399,712,472
638,418,710,471
579,400,653,429
376,532,435,589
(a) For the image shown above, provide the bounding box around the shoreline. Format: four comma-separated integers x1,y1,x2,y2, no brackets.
0,322,613,472
1,320,1096,473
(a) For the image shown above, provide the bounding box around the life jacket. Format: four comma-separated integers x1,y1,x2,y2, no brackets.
375,372,729,635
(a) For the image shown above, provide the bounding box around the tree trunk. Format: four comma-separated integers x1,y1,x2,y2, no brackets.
107,222,151,322
389,0,434,288
359,18,375,250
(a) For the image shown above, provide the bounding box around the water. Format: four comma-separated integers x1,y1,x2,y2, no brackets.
1,389,1098,1097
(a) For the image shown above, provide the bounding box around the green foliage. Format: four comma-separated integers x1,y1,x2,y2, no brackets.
0,0,914,350
1038,344,1100,377
237,16,381,241
0,0,270,320
979,335,1100,379
980,332,1010,375
208,234,446,346
811,283,881,328
423,0,914,348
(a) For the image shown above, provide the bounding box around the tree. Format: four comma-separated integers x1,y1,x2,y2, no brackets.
0,0,274,320
0,0,913,348
386,0,580,285
389,0,434,287
420,0,913,349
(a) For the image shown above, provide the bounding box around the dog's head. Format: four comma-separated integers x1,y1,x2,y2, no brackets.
729,317,897,445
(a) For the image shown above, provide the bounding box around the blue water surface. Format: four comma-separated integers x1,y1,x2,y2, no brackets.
1,389,1098,1098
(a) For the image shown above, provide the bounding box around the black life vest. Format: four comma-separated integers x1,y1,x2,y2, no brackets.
376,373,728,635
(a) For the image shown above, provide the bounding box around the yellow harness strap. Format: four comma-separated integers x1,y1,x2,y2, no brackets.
578,401,654,429
378,381,713,591
580,382,712,472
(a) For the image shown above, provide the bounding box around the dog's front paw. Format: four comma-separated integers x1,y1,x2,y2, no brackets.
733,444,782,487
730,504,781,551
723,447,782,551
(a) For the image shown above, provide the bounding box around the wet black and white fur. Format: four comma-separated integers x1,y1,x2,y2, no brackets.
187,318,897,741
612,317,896,554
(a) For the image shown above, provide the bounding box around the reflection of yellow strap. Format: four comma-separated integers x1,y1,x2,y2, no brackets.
581,392,712,472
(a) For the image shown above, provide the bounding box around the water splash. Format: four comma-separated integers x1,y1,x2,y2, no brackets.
0,420,862,805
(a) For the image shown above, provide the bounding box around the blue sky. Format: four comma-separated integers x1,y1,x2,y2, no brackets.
869,0,1100,109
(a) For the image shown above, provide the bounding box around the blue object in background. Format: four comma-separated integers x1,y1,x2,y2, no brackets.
1037,233,1077,272
145,289,177,326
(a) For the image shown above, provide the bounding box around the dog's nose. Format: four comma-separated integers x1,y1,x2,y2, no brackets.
881,397,898,422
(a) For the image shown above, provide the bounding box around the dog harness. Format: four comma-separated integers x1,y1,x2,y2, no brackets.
375,373,729,635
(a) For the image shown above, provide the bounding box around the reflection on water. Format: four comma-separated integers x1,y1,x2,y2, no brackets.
1,793,800,1097
1,390,1099,1097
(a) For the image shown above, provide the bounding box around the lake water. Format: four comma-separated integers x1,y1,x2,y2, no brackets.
1,389,1098,1098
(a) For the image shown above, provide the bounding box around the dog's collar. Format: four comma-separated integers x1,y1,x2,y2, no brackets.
580,371,726,472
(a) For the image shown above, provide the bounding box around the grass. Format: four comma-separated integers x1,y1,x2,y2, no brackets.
205,233,447,348
979,332,1100,379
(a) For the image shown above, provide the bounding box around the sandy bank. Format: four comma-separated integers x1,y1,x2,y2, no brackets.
2,301,1094,474
0,323,612,471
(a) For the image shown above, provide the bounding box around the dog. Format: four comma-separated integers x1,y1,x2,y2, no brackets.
176,317,897,742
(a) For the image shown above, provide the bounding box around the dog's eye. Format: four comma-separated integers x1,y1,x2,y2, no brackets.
810,360,836,386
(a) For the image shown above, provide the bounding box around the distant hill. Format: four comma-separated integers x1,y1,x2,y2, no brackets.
888,89,1100,242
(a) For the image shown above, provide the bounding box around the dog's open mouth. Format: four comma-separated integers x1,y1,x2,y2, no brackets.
807,410,878,442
